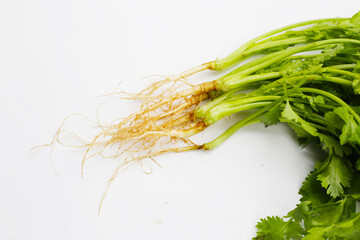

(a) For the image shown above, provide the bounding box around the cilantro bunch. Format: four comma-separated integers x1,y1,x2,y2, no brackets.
195,11,360,239
75,10,360,238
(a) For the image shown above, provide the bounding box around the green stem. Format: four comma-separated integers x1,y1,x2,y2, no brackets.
213,18,347,71
217,39,360,90
327,63,357,70
240,36,308,56
218,49,288,83
202,118,262,150
216,37,310,70
204,100,276,126
330,56,358,64
323,67,360,79
195,89,240,119
220,72,283,90
285,54,318,61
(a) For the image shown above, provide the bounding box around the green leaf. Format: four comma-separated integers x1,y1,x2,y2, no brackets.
279,59,305,76
285,221,304,240
351,11,360,23
310,199,346,226
286,201,311,222
318,133,352,157
312,44,344,64
317,154,352,198
262,105,281,127
303,212,360,239
324,110,344,135
324,212,360,239
281,100,318,136
348,173,360,195
340,117,360,145
254,216,287,240
254,216,304,240
288,122,313,147
299,171,330,205
334,107,360,145
303,95,326,112
286,201,312,233
340,197,357,222
303,227,327,240
292,102,313,120
334,106,351,122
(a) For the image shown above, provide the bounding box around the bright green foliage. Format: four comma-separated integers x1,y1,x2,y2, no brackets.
334,107,360,145
303,95,326,112
317,154,352,197
198,11,360,239
254,216,303,240
286,201,311,223
299,171,330,205
254,216,288,239
254,197,360,240
302,211,360,239
318,133,352,157
281,100,318,136
323,111,344,136
261,104,281,126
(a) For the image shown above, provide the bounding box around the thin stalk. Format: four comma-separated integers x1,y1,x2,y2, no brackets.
204,101,275,126
195,88,240,119
240,36,308,57
323,67,360,79
330,56,358,64
202,118,262,150
218,49,288,82
219,72,283,90
327,63,357,70
214,18,347,70
225,74,353,93
285,54,319,61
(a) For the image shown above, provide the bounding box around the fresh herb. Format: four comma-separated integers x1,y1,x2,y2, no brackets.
61,11,360,237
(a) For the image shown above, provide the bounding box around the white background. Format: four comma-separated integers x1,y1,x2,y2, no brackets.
0,1,358,239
